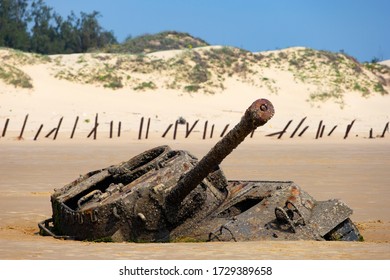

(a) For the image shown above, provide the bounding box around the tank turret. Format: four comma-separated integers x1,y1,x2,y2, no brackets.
39,99,361,242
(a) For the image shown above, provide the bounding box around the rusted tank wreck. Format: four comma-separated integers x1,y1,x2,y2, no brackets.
39,99,361,242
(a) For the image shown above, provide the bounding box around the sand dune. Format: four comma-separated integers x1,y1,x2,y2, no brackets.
380,59,390,67
1,46,390,260
1,47,389,141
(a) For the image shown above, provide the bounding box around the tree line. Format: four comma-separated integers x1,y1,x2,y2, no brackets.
0,0,117,54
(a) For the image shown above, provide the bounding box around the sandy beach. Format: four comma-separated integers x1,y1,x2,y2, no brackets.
1,47,390,259
0,138,389,259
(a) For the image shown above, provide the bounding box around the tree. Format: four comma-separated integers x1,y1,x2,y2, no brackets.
29,0,60,54
0,0,117,54
0,0,30,50
79,11,116,52
58,11,82,53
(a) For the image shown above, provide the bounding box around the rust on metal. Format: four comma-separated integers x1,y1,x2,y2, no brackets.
39,99,361,243
166,99,275,208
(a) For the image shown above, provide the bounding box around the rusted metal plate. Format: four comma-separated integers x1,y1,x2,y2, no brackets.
39,99,361,242
309,199,353,237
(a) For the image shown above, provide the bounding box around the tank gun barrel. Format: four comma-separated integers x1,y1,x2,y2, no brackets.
166,98,275,207
42,96,361,242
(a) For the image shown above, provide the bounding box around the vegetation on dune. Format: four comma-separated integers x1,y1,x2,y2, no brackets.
1,0,389,102
362,62,390,94
0,48,51,88
102,31,209,54
47,45,390,101
257,48,389,106
0,47,51,65
0,63,33,88
133,81,157,91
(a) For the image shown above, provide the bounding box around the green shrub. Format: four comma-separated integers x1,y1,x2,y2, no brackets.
184,85,201,92
189,64,210,84
104,79,123,89
0,64,33,88
374,82,385,94
133,81,156,91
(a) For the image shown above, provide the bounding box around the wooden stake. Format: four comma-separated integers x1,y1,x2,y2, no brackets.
19,114,29,139
315,120,323,139
53,117,63,140
381,122,389,138
138,117,144,140
344,120,356,139
277,120,293,139
2,118,9,137
266,120,292,139
320,125,325,138
220,124,229,138
118,121,121,137
173,120,179,140
298,126,309,137
327,125,337,136
93,114,98,140
210,124,215,139
185,120,198,138
290,117,307,138
70,116,79,139
87,124,99,139
45,128,56,138
162,124,173,138
34,124,44,141
145,118,151,139
109,121,113,138
203,121,208,140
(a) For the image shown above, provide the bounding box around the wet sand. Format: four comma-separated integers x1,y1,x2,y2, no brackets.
1,138,389,259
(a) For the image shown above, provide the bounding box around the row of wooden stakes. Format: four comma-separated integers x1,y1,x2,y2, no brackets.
1,115,389,141
266,117,389,139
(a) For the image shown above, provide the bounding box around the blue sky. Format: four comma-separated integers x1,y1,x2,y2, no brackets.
45,0,389,62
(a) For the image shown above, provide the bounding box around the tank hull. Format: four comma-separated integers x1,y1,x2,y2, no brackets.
39,145,361,242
